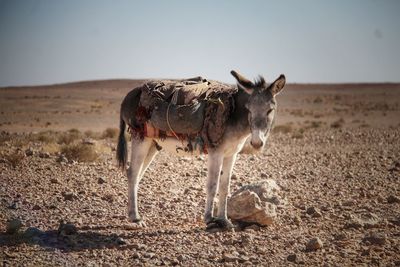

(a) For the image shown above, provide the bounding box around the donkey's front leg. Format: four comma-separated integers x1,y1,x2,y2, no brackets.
215,154,237,228
204,152,223,228
127,138,152,226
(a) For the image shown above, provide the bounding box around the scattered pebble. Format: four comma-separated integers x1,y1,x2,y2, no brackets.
62,192,77,201
287,254,297,262
25,148,34,156
223,252,239,263
56,155,68,163
362,232,386,246
115,237,126,245
306,237,323,252
58,221,77,236
39,152,50,158
387,195,400,204
32,204,41,210
306,206,322,218
8,202,18,210
98,177,106,184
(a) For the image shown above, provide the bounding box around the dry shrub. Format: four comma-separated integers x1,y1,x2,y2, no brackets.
273,124,293,134
57,129,82,145
42,143,61,154
84,130,102,139
12,135,33,148
309,121,323,128
290,109,304,117
2,151,25,168
101,128,118,139
61,143,98,162
313,96,323,103
331,118,345,128
0,132,12,145
292,128,305,139
35,131,58,144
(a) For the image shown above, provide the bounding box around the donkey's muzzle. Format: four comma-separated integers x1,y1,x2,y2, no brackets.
250,140,264,149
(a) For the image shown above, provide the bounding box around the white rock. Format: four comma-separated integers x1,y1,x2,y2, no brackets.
226,179,285,226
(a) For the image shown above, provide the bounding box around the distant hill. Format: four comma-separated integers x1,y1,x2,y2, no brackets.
0,79,147,90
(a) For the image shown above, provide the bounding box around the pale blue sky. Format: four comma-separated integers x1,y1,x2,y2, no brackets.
0,0,399,86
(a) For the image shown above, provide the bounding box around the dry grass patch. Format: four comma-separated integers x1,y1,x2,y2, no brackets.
57,129,83,145
42,143,61,154
101,128,118,139
273,124,293,134
61,143,98,162
2,150,25,168
35,131,58,144
84,130,102,139
0,132,13,145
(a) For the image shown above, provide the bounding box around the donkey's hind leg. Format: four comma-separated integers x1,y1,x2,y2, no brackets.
127,138,153,226
139,141,159,178
204,152,224,228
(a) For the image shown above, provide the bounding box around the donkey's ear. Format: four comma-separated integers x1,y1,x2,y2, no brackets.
231,70,254,94
270,74,286,96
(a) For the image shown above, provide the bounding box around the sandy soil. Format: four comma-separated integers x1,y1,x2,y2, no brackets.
1,80,400,266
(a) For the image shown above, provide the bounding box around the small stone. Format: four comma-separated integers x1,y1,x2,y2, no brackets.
62,192,77,201
101,194,114,203
39,152,50,158
8,202,18,210
116,237,126,245
144,252,155,259
171,258,180,265
361,248,370,256
387,195,400,204
345,212,380,229
223,253,239,262
25,148,34,156
132,252,140,259
58,221,77,236
50,178,59,184
98,177,106,184
56,155,68,163
389,217,400,226
177,255,187,262
306,207,322,218
293,215,302,225
287,254,297,262
32,204,41,210
362,232,386,246
6,219,23,234
306,237,323,252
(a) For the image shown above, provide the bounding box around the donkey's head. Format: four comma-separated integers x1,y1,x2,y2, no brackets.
231,70,286,150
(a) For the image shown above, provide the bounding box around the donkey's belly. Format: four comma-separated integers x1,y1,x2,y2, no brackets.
152,137,204,156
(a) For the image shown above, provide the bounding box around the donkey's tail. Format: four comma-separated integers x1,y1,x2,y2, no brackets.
116,116,128,170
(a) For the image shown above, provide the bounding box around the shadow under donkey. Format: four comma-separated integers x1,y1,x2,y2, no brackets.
0,225,203,252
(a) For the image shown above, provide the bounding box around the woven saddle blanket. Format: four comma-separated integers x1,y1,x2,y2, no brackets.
134,77,237,148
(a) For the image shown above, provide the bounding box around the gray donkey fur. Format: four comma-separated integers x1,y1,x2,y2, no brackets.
117,70,286,230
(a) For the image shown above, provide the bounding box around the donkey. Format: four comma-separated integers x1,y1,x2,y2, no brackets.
116,70,286,230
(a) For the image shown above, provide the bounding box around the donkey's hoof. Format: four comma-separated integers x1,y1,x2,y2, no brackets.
206,218,234,232
128,217,146,228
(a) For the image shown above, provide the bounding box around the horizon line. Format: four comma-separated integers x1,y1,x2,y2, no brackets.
2,77,400,89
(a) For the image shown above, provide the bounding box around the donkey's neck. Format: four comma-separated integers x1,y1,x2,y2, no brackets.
227,88,251,136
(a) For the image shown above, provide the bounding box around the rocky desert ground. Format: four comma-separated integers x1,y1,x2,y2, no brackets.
1,80,400,266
